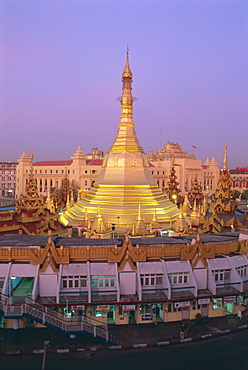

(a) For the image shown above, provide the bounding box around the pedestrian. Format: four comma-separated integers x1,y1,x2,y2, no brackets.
184,321,188,338
180,322,185,340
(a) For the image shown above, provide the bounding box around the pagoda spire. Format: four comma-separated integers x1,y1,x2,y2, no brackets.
223,144,228,170
214,144,233,201
118,46,136,128
61,51,179,234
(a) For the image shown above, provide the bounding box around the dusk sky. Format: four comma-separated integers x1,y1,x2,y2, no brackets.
0,0,247,169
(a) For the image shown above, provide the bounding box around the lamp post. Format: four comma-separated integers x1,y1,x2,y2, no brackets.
117,216,120,238
111,224,115,239
8,276,16,304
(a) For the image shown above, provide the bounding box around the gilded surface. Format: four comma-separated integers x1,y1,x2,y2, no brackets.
61,52,179,234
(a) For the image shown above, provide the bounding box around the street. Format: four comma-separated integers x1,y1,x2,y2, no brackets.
1,330,248,370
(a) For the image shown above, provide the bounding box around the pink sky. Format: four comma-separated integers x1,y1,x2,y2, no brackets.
0,0,247,169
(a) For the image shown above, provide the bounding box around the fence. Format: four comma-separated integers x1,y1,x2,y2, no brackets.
0,293,118,343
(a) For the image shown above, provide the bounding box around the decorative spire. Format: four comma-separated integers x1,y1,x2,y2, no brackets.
165,161,180,203
214,144,233,202
29,148,34,174
118,46,135,126
122,45,132,79
188,175,204,207
182,192,191,215
60,51,179,235
223,144,228,170
138,202,142,220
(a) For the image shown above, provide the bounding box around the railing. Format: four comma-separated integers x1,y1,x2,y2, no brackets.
0,293,117,343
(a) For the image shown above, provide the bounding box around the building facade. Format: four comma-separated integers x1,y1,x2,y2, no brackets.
230,167,248,193
0,232,247,333
16,148,104,199
15,145,220,202
148,143,219,196
0,161,17,198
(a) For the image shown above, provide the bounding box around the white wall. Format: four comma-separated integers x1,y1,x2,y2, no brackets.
39,274,58,297
193,268,207,290
119,272,136,295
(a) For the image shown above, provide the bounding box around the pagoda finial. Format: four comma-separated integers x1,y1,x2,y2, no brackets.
29,148,34,174
122,45,132,79
29,147,34,162
223,144,228,170
138,203,142,220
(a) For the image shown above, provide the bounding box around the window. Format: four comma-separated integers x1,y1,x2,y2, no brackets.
168,303,181,313
213,269,230,282
192,301,201,310
168,272,189,284
92,170,95,174
45,170,47,174
212,298,222,309
140,274,163,286
50,170,53,173
91,275,116,289
119,305,124,315
140,304,153,314
237,266,247,277
61,276,87,289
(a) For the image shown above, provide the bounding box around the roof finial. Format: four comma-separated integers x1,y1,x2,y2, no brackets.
29,147,34,174
122,45,132,79
223,144,228,170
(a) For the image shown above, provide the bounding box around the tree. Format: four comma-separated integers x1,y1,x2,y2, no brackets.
233,190,241,199
241,189,248,201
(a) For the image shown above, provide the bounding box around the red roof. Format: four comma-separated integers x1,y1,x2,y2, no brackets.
33,160,73,166
86,159,103,165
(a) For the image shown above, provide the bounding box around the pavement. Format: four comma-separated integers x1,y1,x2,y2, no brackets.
1,312,248,355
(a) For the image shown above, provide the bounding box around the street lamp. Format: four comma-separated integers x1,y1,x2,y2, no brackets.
111,224,115,239
117,216,120,238
8,276,16,304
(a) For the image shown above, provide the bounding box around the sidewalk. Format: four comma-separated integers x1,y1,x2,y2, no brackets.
1,313,248,354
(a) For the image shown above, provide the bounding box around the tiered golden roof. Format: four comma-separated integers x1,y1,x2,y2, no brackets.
60,50,179,233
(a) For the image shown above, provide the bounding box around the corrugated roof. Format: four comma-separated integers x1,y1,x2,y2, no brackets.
86,159,103,166
0,234,53,246
55,237,122,247
181,234,239,244
130,237,187,246
33,160,72,166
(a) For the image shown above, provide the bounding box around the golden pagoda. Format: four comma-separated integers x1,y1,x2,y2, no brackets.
60,50,179,234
